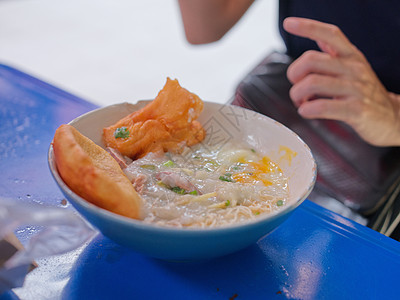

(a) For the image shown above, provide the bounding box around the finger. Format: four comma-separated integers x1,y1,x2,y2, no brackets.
287,50,348,84
290,74,354,107
297,99,352,123
283,17,355,57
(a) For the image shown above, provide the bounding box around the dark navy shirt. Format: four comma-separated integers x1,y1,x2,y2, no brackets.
279,0,400,93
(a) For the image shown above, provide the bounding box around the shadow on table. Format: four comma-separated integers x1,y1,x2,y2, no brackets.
59,202,400,300
61,234,288,300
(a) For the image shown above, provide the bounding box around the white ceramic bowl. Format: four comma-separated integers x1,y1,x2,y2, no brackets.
48,101,316,260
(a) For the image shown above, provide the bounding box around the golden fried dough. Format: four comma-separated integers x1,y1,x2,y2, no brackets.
53,124,142,219
103,78,205,159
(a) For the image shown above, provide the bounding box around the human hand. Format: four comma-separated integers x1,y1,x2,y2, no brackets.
283,17,400,147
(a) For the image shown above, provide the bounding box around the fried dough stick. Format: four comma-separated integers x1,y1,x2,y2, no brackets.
53,124,142,219
103,78,205,159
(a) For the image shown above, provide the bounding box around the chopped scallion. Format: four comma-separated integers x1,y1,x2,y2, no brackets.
140,164,156,170
219,176,233,182
157,181,169,189
163,160,175,167
114,127,130,139
219,173,234,182
171,186,186,194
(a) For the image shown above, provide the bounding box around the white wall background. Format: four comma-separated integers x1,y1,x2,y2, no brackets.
0,0,283,106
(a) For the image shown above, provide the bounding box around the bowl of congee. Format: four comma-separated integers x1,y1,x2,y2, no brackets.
48,78,316,261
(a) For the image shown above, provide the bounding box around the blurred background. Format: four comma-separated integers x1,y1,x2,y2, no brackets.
0,0,283,106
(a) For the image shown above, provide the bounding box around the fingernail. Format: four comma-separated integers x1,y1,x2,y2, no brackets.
283,18,299,31
298,105,306,116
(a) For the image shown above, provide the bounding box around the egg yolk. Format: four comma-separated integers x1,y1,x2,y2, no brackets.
232,156,281,186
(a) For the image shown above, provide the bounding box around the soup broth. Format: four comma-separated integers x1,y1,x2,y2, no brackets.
123,142,289,228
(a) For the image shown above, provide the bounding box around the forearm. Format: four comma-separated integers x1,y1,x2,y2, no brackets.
178,0,254,44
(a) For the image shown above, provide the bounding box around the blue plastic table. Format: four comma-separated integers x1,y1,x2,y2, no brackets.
1,64,400,299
